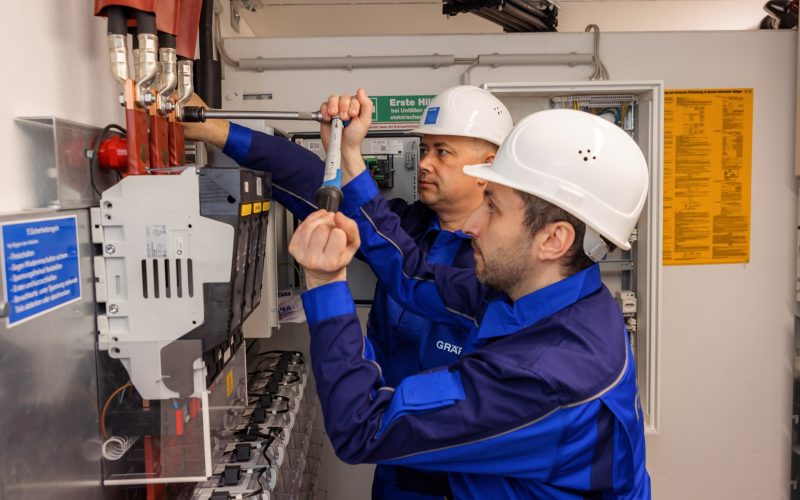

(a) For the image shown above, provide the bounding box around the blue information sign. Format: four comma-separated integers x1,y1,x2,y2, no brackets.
2,216,82,328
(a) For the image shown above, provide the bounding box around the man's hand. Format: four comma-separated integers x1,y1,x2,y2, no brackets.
320,89,373,184
179,93,230,148
289,210,361,290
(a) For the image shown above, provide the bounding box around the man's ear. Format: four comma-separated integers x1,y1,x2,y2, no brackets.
537,221,576,262
485,152,497,164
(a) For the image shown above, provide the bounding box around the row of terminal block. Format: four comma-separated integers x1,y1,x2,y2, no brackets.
189,351,325,500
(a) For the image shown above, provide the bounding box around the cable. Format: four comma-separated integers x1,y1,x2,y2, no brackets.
100,381,133,439
90,124,127,197
213,5,241,68
261,436,276,464
249,394,291,403
256,350,303,359
257,466,275,493
585,24,609,81
248,398,291,415
274,373,301,386
102,435,139,461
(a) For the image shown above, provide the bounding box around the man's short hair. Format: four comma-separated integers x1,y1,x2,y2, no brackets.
469,137,499,154
517,190,610,275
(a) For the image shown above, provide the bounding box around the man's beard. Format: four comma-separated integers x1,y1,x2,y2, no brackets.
474,234,532,293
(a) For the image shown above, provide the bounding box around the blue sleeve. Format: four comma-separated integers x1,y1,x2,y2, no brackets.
340,171,485,328
302,283,570,478
223,123,323,220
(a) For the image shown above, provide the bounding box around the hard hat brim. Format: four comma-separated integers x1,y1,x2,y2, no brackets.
463,163,632,251
407,128,503,147
463,162,514,190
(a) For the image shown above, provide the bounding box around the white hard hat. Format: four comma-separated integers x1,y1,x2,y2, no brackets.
463,109,649,251
410,86,513,146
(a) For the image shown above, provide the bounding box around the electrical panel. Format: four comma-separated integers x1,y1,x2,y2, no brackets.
293,132,420,302
484,81,663,432
551,94,641,351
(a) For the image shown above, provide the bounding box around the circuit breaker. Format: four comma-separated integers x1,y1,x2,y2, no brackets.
92,166,272,400
293,132,420,301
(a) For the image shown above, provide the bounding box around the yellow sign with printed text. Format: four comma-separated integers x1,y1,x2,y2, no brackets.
663,89,753,265
240,203,252,217
253,202,262,214
226,370,234,397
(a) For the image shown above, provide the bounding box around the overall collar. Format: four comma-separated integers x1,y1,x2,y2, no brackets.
476,264,603,340
422,215,471,241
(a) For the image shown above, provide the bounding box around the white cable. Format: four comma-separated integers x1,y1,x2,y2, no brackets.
585,24,609,81
459,60,480,85
102,435,139,461
214,7,242,68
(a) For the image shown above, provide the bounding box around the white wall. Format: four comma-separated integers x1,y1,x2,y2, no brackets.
221,30,797,499
238,0,766,36
0,2,122,214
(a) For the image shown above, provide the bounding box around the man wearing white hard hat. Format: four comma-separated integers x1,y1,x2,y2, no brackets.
182,86,513,499
289,109,651,498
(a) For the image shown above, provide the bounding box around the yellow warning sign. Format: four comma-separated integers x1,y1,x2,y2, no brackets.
226,370,234,397
663,89,753,265
253,202,262,214
240,203,252,217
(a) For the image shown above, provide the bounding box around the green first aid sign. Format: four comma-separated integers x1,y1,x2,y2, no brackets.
371,95,435,123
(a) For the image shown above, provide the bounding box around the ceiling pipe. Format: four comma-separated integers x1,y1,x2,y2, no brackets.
239,55,458,71
477,53,593,66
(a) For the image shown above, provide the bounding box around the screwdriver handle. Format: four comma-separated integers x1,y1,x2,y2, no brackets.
316,117,345,212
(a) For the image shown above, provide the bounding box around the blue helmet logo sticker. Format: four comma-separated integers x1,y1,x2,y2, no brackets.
424,107,440,125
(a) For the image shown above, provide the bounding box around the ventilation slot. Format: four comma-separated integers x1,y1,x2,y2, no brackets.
141,260,148,298
164,259,171,298
176,259,183,298
188,258,194,297
152,259,160,298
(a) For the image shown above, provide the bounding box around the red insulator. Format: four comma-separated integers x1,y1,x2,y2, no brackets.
98,134,128,170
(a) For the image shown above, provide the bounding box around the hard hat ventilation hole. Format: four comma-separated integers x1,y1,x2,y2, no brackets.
578,149,597,161
579,149,596,163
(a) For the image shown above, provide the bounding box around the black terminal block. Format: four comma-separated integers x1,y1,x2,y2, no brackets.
223,465,242,486
210,491,230,500
234,443,252,462
265,380,279,395
259,394,274,408
252,407,267,424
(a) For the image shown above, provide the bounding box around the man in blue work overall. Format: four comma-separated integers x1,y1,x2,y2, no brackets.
288,109,651,498
182,86,513,499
